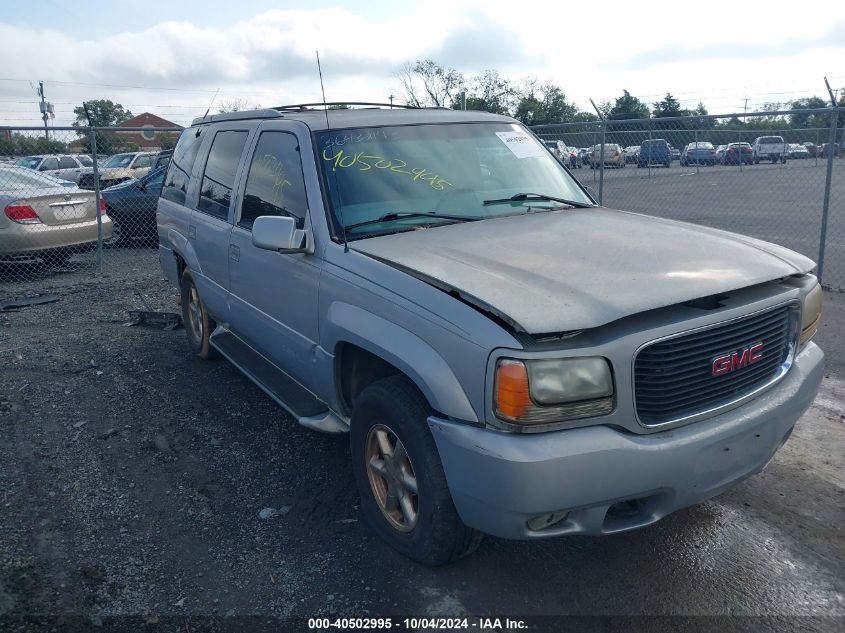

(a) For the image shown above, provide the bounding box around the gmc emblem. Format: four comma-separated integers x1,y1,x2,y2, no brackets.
712,343,764,376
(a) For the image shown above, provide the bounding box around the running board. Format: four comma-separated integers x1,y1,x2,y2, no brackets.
210,329,348,433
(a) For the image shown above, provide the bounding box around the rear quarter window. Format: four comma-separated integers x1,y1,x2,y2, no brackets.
197,130,249,220
162,128,205,206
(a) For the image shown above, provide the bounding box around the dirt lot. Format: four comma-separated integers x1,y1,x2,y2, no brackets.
1,253,844,632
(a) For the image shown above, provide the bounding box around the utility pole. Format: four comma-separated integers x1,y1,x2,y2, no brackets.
389,94,394,109
743,97,749,115
38,81,50,140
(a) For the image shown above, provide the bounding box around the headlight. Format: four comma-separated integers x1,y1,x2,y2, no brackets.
494,357,614,427
800,283,822,346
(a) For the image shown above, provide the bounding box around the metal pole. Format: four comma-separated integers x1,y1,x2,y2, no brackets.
738,127,742,172
694,129,700,174
38,81,49,141
815,128,819,167
817,106,838,283
89,128,104,274
598,123,605,205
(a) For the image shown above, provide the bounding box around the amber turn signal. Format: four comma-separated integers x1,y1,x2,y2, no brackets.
494,360,532,420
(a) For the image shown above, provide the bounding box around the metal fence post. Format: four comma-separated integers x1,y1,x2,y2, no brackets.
89,128,104,274
817,106,839,283
598,123,605,205
737,127,742,172
694,129,700,174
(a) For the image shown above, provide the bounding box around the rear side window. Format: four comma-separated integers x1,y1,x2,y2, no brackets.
134,155,152,168
239,131,308,229
197,130,249,220
58,156,77,169
39,157,59,171
162,128,204,205
76,155,93,166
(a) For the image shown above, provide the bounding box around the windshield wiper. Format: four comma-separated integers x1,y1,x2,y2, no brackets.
345,211,481,231
482,192,594,208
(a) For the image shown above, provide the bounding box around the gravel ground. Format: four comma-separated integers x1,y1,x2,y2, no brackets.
0,251,843,632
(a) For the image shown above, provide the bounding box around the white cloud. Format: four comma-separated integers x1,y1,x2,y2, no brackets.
0,1,843,128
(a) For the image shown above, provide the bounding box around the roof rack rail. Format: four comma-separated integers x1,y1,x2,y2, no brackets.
273,101,420,111
191,108,284,126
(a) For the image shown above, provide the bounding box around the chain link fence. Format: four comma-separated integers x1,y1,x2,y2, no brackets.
1,110,843,290
533,106,845,289
0,125,180,286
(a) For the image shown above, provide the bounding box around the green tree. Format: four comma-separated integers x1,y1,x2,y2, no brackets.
607,90,650,120
72,99,133,128
457,70,513,115
396,60,464,107
72,99,135,156
513,79,578,125
789,96,830,129
652,93,683,118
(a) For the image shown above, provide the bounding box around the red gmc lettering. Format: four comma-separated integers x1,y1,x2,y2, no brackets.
712,343,764,376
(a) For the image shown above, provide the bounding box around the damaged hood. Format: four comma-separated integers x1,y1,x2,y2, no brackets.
350,208,814,334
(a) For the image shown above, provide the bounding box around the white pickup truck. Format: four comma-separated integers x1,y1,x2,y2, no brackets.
753,136,787,164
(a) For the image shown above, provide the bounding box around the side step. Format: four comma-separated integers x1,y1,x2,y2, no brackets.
210,329,347,433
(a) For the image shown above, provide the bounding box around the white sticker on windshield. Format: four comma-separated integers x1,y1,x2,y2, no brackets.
495,130,545,159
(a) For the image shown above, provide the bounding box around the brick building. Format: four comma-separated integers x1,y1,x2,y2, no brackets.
115,112,182,150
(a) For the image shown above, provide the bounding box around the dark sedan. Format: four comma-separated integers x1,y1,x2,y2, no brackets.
100,166,164,246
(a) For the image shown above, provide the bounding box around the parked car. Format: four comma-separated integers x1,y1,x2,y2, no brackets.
589,143,625,168
637,139,671,167
669,147,680,161
623,146,639,164
157,108,824,564
14,154,92,184
802,142,819,157
543,140,565,161
680,142,717,166
578,147,592,167
0,165,111,264
788,143,810,159
721,142,754,165
101,166,165,246
753,136,787,164
78,151,157,190
157,105,824,565
151,149,173,171
820,142,841,158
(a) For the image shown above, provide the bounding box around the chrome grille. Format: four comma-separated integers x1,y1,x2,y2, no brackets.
634,304,796,426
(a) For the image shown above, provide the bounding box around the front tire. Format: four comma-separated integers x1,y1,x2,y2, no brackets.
350,375,482,565
180,269,218,359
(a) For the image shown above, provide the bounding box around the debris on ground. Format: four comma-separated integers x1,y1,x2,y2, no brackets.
0,294,59,311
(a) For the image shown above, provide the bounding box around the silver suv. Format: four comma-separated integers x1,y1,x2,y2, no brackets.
157,105,824,565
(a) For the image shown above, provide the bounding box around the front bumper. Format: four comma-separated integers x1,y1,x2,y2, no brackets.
429,342,824,540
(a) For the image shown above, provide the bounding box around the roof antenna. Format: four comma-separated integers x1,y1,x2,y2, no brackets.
202,88,220,121
317,50,349,252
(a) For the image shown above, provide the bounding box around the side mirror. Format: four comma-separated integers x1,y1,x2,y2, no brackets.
252,216,309,254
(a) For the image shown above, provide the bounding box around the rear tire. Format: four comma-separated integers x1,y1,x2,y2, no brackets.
180,269,218,360
103,215,124,248
350,375,482,566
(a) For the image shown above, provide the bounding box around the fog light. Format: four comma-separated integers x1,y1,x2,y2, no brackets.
527,511,569,531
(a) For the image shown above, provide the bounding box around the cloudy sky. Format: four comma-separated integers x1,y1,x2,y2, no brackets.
1,0,844,128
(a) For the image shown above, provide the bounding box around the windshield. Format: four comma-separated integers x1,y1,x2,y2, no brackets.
103,153,135,168
315,122,593,240
15,156,42,169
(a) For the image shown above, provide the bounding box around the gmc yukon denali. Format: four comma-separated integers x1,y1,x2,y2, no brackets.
156,105,824,565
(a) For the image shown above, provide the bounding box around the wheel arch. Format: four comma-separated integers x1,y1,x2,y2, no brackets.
325,302,479,423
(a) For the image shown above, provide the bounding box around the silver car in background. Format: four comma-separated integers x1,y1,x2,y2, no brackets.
14,154,93,184
0,165,111,264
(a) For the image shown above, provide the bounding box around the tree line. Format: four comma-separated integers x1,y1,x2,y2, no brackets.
395,60,844,137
